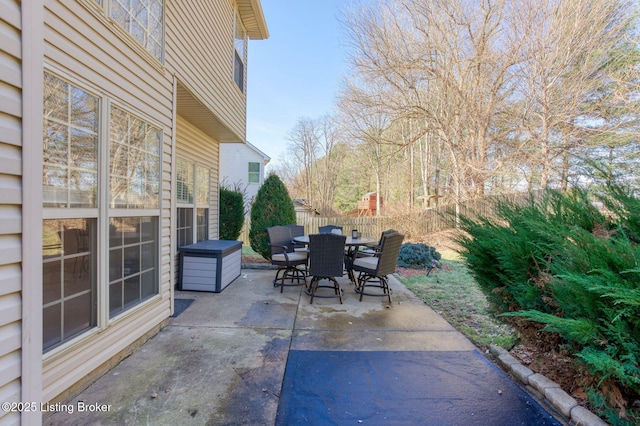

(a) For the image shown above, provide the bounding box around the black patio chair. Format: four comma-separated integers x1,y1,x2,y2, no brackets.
284,224,307,253
318,225,343,234
356,229,398,258
267,226,308,292
350,232,404,303
307,233,347,304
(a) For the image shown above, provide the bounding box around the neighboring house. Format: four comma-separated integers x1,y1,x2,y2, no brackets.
1,0,268,422
294,199,320,221
219,141,270,215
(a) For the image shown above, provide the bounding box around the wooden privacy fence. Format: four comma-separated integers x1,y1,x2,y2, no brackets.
237,192,538,245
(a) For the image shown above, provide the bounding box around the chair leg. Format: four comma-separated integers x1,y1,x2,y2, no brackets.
308,276,343,304
274,266,307,293
356,273,392,303
309,277,318,304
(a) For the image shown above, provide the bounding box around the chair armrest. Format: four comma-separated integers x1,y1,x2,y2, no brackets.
270,244,291,257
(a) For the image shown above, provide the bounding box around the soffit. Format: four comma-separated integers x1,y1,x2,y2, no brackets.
237,0,269,40
176,83,242,143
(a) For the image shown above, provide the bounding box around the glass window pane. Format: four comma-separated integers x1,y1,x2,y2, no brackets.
70,86,98,131
70,129,98,169
42,218,96,352
69,169,97,208
123,276,140,308
109,248,123,282
111,0,163,61
43,121,68,166
177,158,194,204
141,241,156,270
196,165,209,205
43,72,98,209
109,283,123,316
109,216,158,318
141,271,156,299
44,73,68,122
109,106,160,209
123,217,141,244
124,246,140,275
64,293,93,340
43,221,63,258
248,162,260,183
43,260,61,305
197,208,209,242
43,304,62,351
177,208,193,247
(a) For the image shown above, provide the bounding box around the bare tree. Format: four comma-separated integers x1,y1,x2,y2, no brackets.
314,115,345,215
286,117,320,204
512,0,639,189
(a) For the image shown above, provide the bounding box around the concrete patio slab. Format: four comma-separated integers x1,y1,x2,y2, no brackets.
44,268,565,425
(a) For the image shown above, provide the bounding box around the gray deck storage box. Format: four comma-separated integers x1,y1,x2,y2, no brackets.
178,240,242,292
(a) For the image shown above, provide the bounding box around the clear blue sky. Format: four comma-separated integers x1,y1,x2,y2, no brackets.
246,0,354,168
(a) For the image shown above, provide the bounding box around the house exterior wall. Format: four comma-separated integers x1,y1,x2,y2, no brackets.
8,0,267,418
173,115,220,283
166,0,247,142
41,0,174,403
219,143,268,214
0,0,27,423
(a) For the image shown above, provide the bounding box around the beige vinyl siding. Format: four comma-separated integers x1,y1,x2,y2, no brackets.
0,0,23,423
41,1,174,402
45,3,173,125
174,115,220,282
166,0,246,142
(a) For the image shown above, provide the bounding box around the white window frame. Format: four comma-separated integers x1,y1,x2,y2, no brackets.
107,102,162,319
248,161,261,184
233,9,247,93
42,71,101,353
42,69,163,353
176,157,210,248
86,0,165,62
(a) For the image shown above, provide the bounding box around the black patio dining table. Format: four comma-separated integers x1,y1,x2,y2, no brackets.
292,234,378,284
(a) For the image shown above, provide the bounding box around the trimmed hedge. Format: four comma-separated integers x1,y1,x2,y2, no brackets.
219,187,245,241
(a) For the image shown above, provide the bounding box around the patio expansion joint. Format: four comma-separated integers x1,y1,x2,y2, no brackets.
165,323,294,332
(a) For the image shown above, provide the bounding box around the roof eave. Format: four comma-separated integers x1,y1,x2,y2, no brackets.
237,0,269,40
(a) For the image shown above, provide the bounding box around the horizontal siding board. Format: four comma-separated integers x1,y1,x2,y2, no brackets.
0,351,20,394
0,82,21,117
0,322,21,355
0,0,21,29
0,265,21,297
0,380,20,424
0,51,21,88
0,143,21,176
0,18,21,58
0,294,21,328
0,205,20,231
0,236,20,265
0,113,21,146
0,175,21,205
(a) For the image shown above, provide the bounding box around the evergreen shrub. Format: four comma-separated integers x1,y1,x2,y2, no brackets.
456,186,640,425
397,243,441,269
219,186,245,241
249,174,296,259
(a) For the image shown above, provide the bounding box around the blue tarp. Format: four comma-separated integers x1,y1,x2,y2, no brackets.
276,350,561,425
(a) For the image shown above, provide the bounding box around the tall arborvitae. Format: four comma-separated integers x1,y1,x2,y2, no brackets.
249,174,296,259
